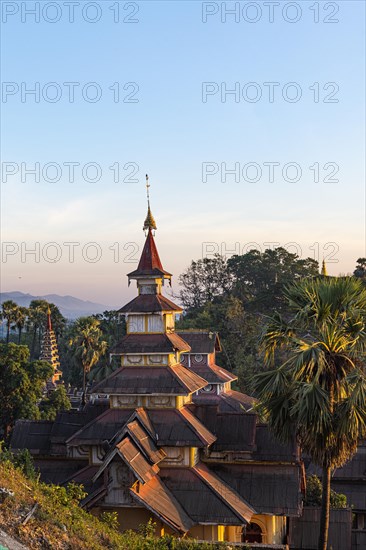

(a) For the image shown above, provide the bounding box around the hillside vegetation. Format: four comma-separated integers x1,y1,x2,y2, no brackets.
0,457,229,550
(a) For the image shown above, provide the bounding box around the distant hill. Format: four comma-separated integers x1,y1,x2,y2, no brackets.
0,291,114,319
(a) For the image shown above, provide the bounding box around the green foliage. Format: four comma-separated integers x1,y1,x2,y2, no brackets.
0,343,54,437
0,459,234,550
138,517,156,537
178,254,232,310
68,317,108,403
253,276,366,549
354,258,366,279
39,385,71,420
305,475,348,509
100,511,119,530
0,442,37,481
176,248,319,392
26,300,66,359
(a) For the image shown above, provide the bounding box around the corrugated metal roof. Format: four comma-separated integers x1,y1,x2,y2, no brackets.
194,462,255,523
330,481,366,510
119,294,182,314
33,459,88,484
126,420,166,464
111,333,191,354
210,463,302,517
66,408,132,446
11,420,53,454
159,466,253,525
117,437,159,483
254,425,299,462
91,364,207,395
190,363,237,384
130,476,194,533
192,405,256,452
178,331,221,354
146,408,216,447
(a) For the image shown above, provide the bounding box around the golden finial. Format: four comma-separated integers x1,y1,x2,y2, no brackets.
143,174,157,232
47,305,51,315
321,259,328,276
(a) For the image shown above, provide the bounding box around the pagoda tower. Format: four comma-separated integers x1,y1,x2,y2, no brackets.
11,178,304,545
40,306,62,387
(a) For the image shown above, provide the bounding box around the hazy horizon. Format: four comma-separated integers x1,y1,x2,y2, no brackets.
2,1,365,304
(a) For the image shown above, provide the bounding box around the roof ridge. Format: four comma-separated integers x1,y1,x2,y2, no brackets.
178,407,216,446
193,462,255,523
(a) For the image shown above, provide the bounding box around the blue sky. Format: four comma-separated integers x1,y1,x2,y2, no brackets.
1,0,365,306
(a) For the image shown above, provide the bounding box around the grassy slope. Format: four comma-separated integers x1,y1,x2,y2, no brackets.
0,461,228,550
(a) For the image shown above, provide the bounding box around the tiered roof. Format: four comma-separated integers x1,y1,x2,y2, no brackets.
40,307,61,386
11,194,304,536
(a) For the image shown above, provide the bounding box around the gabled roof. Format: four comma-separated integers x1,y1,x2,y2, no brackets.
11,420,53,455
159,465,255,525
191,391,255,411
209,463,302,517
91,364,207,395
192,402,257,452
126,420,166,464
177,331,221,354
127,229,172,280
110,333,191,354
116,437,160,483
146,407,216,447
119,294,182,314
194,462,255,523
66,408,132,446
130,476,194,533
33,459,88,485
190,363,237,385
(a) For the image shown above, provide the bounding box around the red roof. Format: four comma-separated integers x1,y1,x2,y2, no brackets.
130,475,194,533
116,437,160,483
127,229,172,279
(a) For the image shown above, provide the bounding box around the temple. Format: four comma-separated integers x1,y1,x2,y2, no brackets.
40,307,62,391
11,183,305,545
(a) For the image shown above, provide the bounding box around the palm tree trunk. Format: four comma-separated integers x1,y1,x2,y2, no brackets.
318,464,331,550
31,327,37,359
82,366,86,407
6,322,10,343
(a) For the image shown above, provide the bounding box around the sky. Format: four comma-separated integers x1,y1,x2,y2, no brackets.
1,0,365,307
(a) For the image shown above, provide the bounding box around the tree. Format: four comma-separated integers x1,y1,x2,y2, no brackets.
178,254,233,310
93,310,125,348
1,300,18,343
13,306,29,344
27,300,65,359
68,317,108,406
228,247,319,313
252,276,366,550
354,257,366,279
39,385,71,421
0,343,53,437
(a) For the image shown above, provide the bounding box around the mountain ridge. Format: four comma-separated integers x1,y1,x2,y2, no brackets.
0,291,116,319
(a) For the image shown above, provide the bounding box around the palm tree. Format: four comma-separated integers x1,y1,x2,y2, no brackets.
27,300,48,359
252,276,366,550
68,317,108,406
13,306,29,344
1,300,18,343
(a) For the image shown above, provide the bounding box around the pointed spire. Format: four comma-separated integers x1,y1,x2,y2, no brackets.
47,305,52,331
127,176,171,283
321,259,328,276
41,305,61,385
143,175,157,232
